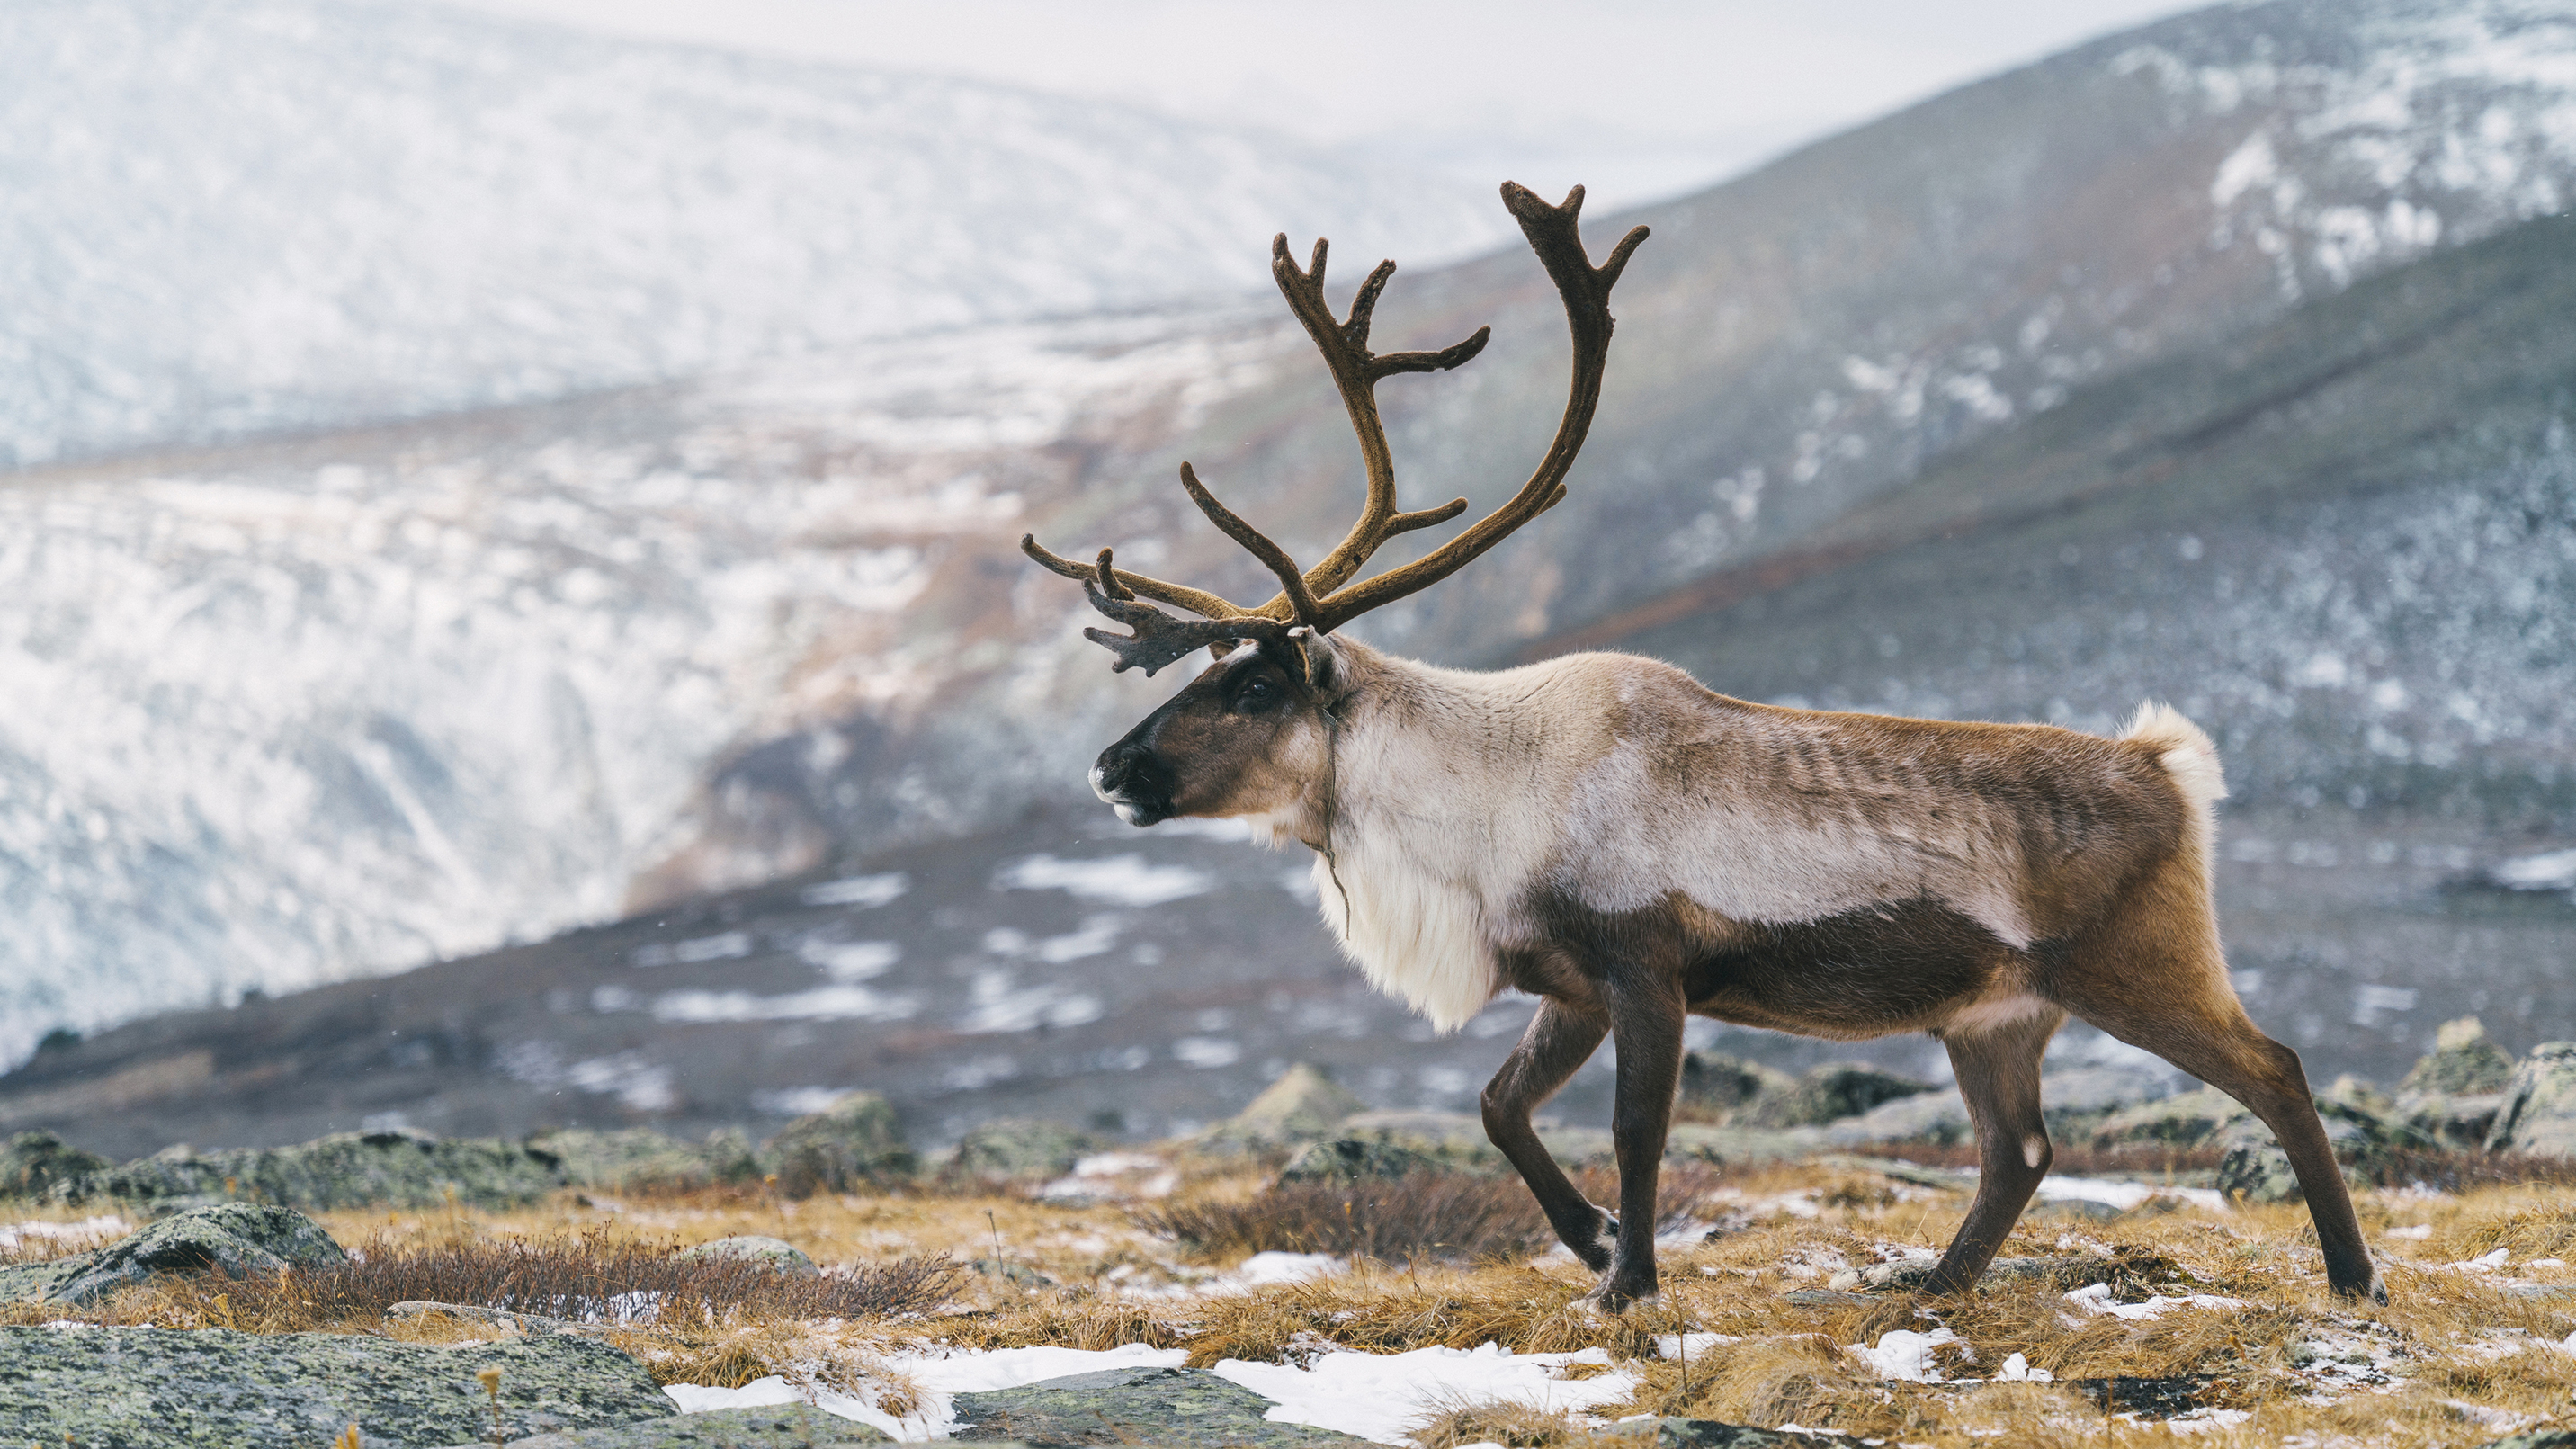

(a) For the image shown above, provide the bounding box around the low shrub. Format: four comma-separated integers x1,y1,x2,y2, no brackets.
1133,1163,1731,1264
139,1227,959,1330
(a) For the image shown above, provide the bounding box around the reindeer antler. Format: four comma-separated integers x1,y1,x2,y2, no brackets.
1024,181,1648,663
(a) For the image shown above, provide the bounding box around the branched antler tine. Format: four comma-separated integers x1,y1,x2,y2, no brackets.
1020,533,1245,622
1092,548,1135,601
1176,462,1321,628
1369,326,1489,379
1387,497,1470,534
1303,181,1649,631
1345,260,1396,349
1078,580,1284,676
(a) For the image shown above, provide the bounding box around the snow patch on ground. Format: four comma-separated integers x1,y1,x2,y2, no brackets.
992,854,1212,908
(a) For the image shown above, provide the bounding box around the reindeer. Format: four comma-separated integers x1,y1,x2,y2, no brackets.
1022,183,2384,1310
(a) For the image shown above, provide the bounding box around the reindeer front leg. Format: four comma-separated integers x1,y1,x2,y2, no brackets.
1481,998,1616,1271
1579,971,1686,1310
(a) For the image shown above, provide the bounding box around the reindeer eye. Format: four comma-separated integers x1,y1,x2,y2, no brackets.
1231,676,1283,714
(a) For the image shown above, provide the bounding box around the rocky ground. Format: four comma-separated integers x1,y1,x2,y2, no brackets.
7,1027,2576,1446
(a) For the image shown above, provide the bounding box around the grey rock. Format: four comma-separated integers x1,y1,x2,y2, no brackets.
1604,1418,1796,1447
2471,1429,2576,1449
1778,1288,1880,1309
1211,1064,1365,1149
2487,1042,2576,1156
2398,1089,2507,1150
1677,1053,1797,1120
2212,1098,2414,1203
764,1093,916,1197
430,1404,892,1446
0,1130,111,1200
2404,1016,2518,1096
5,1203,348,1306
950,1364,1362,1447
1823,1068,2178,1148
675,1235,818,1278
1278,1138,1443,1184
2089,1087,2245,1150
79,1129,562,1210
945,1119,1100,1185
2505,1284,2576,1302
1749,1064,1932,1128
0,1324,671,1448
529,1128,755,1194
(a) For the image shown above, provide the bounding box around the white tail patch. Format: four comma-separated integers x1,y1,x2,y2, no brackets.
2121,702,2227,864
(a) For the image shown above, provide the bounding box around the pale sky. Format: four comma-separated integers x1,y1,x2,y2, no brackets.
428,0,2205,210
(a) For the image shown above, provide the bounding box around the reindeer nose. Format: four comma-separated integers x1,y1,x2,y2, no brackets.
1091,740,1173,825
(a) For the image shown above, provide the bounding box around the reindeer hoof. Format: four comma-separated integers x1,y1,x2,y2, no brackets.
1572,1279,1657,1315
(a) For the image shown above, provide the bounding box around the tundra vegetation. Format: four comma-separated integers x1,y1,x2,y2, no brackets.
8,1033,2576,1447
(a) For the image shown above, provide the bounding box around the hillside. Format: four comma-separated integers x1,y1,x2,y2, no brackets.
11,211,2571,1150
4,0,2574,1069
0,0,1500,467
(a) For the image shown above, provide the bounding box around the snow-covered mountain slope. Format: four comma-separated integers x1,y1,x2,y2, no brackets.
0,305,1284,1063
0,0,1501,468
6,0,2576,1069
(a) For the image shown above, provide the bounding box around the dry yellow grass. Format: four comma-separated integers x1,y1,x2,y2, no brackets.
10,1154,2576,1446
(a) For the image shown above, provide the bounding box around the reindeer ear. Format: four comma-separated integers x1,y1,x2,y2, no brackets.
1207,639,1240,661
1284,626,1341,690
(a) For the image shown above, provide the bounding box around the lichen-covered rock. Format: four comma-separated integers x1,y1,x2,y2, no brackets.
528,1128,751,1193
675,1235,818,1278
0,1130,110,1200
764,1093,915,1197
1603,1418,1796,1446
386,1301,619,1337
1748,1064,1931,1127
1677,1053,1797,1120
2487,1042,2576,1157
428,1404,893,1446
79,1130,561,1210
2212,1098,2411,1203
1825,1067,2176,1148
4,1203,347,1306
944,1119,1100,1185
2404,1016,2518,1096
950,1364,1361,1446
1203,1065,1364,1150
1277,1137,1442,1184
2089,1087,2246,1150
0,1325,672,1447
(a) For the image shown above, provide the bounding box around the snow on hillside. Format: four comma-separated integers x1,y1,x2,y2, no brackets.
0,307,1284,1065
0,0,1502,468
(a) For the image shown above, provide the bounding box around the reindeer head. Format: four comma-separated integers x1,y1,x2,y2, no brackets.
1024,182,1648,830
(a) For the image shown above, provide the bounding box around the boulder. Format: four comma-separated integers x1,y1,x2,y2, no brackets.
2089,1087,2245,1151
431,1404,892,1446
675,1235,819,1279
388,1301,622,1337
944,1119,1100,1185
763,1093,916,1197
0,1130,111,1200
1749,1064,1932,1127
1677,1052,1797,1120
78,1129,561,1210
2403,1016,2517,1096
1221,1064,1364,1146
529,1128,753,1193
2,1203,346,1306
1823,1068,2178,1149
2487,1042,2576,1157
950,1364,1362,1446
2212,1098,2413,1203
1277,1138,1443,1184
0,1324,671,1446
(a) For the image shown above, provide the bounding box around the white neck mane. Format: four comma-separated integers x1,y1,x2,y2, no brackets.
1290,648,1561,1033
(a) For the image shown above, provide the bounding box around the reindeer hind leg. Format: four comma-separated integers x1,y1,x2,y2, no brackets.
2046,862,2385,1302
